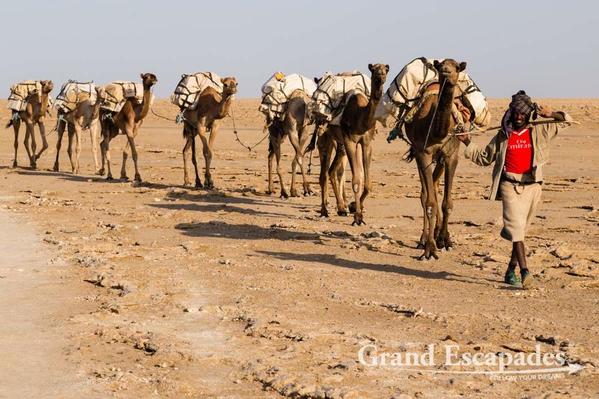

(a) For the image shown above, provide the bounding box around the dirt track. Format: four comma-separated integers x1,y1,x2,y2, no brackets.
0,99,598,398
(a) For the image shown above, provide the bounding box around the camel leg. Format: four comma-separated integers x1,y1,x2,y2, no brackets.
24,122,36,168
288,125,308,197
416,154,439,260
182,131,195,187
317,135,331,217
125,133,141,182
359,135,373,219
120,141,130,180
66,123,77,174
436,156,458,250
418,161,444,247
266,136,276,195
417,166,428,249
35,122,48,162
298,126,313,196
12,118,21,168
343,137,365,226
274,135,287,198
89,119,101,174
329,144,349,216
53,119,67,172
190,135,203,188
431,162,445,240
203,124,219,189
100,134,113,180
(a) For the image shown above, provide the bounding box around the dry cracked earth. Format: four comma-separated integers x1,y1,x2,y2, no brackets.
0,99,598,398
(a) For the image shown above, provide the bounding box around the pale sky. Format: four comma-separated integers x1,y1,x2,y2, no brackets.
2,0,597,98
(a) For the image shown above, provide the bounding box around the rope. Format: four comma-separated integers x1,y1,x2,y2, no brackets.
422,78,446,150
230,105,269,152
150,107,178,123
452,119,579,136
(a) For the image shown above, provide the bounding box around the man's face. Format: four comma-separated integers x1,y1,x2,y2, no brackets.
511,110,528,129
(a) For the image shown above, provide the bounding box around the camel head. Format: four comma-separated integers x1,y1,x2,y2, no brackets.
140,73,158,89
40,80,54,94
433,59,466,86
221,77,238,96
368,63,390,84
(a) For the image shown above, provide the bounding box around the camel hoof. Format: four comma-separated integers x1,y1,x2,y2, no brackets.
320,208,329,218
134,174,142,183
52,164,59,172
121,175,129,181
348,202,357,213
265,190,273,196
12,161,18,168
280,191,289,199
98,168,105,176
195,181,203,189
290,189,300,198
106,175,114,181
419,242,439,260
337,209,348,216
204,181,214,190
417,242,425,249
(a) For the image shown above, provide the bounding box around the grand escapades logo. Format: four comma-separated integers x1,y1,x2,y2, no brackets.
358,344,582,376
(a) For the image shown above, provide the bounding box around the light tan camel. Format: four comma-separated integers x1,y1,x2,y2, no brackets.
404,59,466,260
326,63,389,225
182,77,237,189
53,86,103,174
98,73,158,182
266,90,313,198
6,80,54,168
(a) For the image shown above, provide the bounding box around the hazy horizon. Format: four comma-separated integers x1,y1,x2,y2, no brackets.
1,1,597,99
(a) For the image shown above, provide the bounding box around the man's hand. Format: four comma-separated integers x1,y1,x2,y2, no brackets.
456,132,471,146
537,104,553,118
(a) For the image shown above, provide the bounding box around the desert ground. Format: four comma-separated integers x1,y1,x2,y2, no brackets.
0,98,598,398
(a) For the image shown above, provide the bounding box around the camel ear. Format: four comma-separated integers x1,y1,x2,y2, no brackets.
221,78,226,84
433,60,442,71
140,73,145,79
385,64,390,73
458,62,467,72
314,77,319,84
368,63,374,72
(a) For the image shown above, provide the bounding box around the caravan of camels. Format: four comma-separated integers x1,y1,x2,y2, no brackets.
4,58,568,262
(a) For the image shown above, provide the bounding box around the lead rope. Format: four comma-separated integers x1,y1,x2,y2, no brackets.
230,105,269,152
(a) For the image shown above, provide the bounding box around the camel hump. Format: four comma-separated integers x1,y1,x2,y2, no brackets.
54,81,98,113
312,71,371,124
7,81,43,111
378,57,491,129
259,73,316,121
171,72,224,111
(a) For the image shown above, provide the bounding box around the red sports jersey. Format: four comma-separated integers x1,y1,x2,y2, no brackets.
504,128,533,174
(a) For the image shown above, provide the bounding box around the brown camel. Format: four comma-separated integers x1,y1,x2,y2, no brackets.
316,124,349,217
99,73,158,182
266,90,313,198
6,80,54,168
326,63,389,225
53,86,104,174
404,59,467,260
182,77,237,189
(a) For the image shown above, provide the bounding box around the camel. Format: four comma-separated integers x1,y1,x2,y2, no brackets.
404,59,467,260
98,73,158,182
315,124,349,217
182,77,237,189
53,86,103,174
6,80,54,168
266,90,313,198
326,63,389,226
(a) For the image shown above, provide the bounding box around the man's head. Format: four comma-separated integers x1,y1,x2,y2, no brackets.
509,90,536,129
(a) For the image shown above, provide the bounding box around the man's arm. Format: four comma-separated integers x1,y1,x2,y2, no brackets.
456,132,500,167
537,105,573,140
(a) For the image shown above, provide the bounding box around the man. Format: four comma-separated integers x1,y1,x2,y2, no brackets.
457,91,572,288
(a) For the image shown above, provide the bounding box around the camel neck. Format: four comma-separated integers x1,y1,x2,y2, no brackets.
139,86,153,119
366,75,384,129
431,79,456,140
216,92,233,119
39,93,50,117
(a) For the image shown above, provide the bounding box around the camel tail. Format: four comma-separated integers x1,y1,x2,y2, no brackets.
304,130,317,155
5,119,13,128
403,146,416,163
